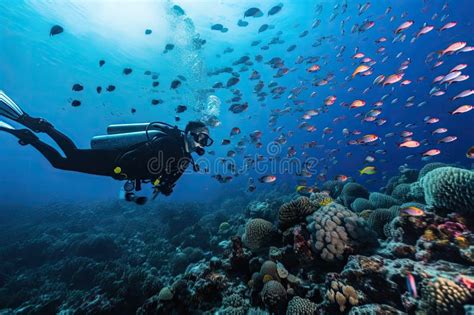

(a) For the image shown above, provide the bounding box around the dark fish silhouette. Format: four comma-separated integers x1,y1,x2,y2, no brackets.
96,86,102,94
258,24,269,33
164,44,175,53
176,105,187,113
238,19,249,27
172,5,185,16
106,85,116,92
99,60,105,67
123,68,132,75
151,99,163,105
226,77,240,87
72,84,83,91
71,100,81,107
171,80,181,89
244,7,263,18
211,24,224,31
50,25,63,36
152,81,160,87
268,4,283,16
145,29,152,35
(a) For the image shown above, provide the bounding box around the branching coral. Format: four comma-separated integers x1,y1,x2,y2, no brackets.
326,280,360,312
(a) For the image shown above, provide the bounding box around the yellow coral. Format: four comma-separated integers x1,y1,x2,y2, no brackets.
423,229,436,241
455,236,469,248
319,197,333,207
263,274,273,283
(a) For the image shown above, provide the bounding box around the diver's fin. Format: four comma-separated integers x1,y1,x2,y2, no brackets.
0,91,24,121
0,120,15,131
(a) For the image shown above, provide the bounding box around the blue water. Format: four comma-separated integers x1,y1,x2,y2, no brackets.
0,0,472,206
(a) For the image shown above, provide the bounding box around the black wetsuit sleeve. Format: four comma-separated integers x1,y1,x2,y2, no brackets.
116,136,190,193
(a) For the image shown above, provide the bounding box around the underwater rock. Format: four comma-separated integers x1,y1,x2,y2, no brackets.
307,202,378,262
247,200,274,220
348,303,407,314
242,218,274,250
341,183,369,208
420,167,474,214
158,286,173,301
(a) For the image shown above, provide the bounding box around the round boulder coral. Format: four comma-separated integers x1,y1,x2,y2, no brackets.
369,192,400,209
286,296,318,315
261,280,287,309
422,277,472,314
420,167,474,213
366,206,399,238
307,202,378,262
279,196,315,229
351,198,374,213
391,183,411,201
242,218,274,250
341,183,369,208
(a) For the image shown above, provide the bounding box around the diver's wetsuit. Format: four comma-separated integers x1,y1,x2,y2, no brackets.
25,124,191,195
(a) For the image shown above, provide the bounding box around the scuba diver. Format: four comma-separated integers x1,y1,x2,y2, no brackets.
0,91,213,204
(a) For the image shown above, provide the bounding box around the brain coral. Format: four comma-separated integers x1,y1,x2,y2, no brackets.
286,296,318,315
420,167,474,213
422,277,472,314
350,198,374,213
279,196,315,229
367,206,399,238
242,218,274,250
307,202,378,262
341,183,369,208
369,192,401,209
261,280,287,309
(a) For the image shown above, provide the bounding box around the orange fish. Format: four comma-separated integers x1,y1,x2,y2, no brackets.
440,41,466,56
352,64,370,78
350,99,366,108
335,175,348,182
402,206,424,216
422,149,441,156
383,73,404,86
307,64,320,72
399,140,420,148
395,20,414,34
450,105,472,115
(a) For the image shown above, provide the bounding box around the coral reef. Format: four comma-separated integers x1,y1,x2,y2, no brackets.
1,164,473,314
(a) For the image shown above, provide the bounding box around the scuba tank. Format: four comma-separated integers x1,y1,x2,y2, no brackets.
90,122,182,150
